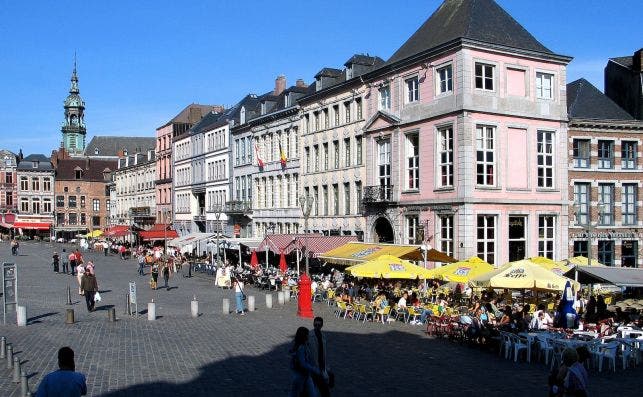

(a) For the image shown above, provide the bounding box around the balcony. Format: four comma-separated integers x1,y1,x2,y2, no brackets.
193,207,206,221
155,178,172,185
224,201,252,215
362,185,394,204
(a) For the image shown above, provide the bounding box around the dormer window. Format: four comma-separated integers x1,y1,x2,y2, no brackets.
123,149,128,157
346,66,353,80
240,107,246,124
261,102,267,115
32,161,39,168
75,167,83,180
94,148,99,155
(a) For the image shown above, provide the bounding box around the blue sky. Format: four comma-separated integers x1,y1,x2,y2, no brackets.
1,0,641,156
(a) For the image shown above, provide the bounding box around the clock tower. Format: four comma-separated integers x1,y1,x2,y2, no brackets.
61,59,86,155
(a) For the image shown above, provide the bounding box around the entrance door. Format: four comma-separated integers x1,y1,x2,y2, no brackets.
622,240,638,267
508,216,526,262
373,217,394,243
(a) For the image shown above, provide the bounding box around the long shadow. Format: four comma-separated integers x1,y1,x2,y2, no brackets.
94,304,115,312
27,312,59,322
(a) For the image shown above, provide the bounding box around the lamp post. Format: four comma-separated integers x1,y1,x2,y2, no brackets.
297,194,315,318
265,222,275,268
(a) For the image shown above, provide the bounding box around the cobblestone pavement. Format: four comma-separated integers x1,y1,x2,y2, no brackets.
0,241,640,396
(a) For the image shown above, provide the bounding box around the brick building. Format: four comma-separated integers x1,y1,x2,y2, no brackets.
568,78,643,267
14,154,55,238
0,149,18,237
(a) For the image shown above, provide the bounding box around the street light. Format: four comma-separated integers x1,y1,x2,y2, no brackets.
297,194,315,319
298,195,314,275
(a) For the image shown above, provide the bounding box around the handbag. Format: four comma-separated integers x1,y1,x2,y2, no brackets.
94,291,102,302
242,293,247,301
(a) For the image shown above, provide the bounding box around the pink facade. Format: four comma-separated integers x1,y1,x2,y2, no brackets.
155,123,173,223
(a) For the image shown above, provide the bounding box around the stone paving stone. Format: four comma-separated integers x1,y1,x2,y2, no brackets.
0,241,640,396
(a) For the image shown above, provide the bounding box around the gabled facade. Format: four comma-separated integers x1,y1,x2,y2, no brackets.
15,154,55,238
361,0,572,266
112,150,156,230
0,150,18,226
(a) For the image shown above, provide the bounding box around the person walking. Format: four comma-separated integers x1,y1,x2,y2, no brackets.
76,263,85,295
150,263,159,290
11,239,18,256
162,262,170,289
52,252,60,273
68,251,77,276
80,269,98,312
61,249,69,274
289,327,321,397
308,317,332,397
35,346,87,397
233,278,245,315
137,253,145,276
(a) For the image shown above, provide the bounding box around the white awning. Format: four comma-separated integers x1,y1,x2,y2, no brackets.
223,237,263,250
167,232,216,247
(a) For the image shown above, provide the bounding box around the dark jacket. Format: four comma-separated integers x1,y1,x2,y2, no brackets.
80,274,98,292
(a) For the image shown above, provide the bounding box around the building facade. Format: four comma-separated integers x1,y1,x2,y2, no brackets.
567,78,643,267
605,49,643,120
0,150,18,233
112,151,156,230
15,154,55,238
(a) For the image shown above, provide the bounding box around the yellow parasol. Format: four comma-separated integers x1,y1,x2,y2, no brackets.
345,254,434,279
469,259,579,292
430,256,494,283
87,230,104,238
527,256,570,276
566,256,604,267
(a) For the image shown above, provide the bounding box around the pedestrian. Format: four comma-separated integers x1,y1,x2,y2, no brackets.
68,251,77,276
80,268,98,312
150,263,159,290
76,263,85,295
233,278,245,315
308,317,333,397
162,262,170,289
11,239,19,256
35,346,87,397
52,252,60,273
119,245,127,260
137,253,145,276
61,249,69,274
289,327,321,397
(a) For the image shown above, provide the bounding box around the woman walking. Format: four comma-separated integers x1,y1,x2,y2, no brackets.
76,262,85,295
162,262,170,289
233,278,245,315
52,251,60,273
150,263,159,290
80,268,98,312
289,327,321,397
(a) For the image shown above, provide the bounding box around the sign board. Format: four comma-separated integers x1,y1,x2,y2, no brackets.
2,263,18,325
129,281,137,304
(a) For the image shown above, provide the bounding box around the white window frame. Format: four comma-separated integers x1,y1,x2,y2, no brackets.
405,133,419,190
378,85,391,110
474,62,495,91
537,130,555,188
439,215,454,257
538,215,556,259
406,215,420,245
438,126,454,188
476,125,496,187
622,183,637,225
622,141,637,170
436,64,453,94
573,183,590,225
405,76,420,103
536,72,554,100
573,139,590,168
476,215,496,265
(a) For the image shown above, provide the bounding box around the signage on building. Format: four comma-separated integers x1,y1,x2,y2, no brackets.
571,231,641,239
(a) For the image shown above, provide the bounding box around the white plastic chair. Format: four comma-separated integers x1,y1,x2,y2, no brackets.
594,341,619,372
511,334,529,362
536,335,554,365
498,331,512,359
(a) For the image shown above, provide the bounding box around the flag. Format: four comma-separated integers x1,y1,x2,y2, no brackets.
254,143,264,168
279,140,287,167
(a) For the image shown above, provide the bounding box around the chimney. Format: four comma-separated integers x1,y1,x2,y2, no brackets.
274,75,286,96
296,79,307,88
634,48,643,72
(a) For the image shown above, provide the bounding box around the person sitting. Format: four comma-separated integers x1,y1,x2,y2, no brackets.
529,311,546,330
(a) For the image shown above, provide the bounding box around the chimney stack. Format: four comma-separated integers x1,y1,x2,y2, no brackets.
296,79,307,88
274,75,286,96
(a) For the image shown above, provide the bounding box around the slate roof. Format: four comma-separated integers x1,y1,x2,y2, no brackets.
157,103,223,129
344,55,385,67
189,110,225,135
387,0,554,65
314,68,343,79
609,56,634,69
17,154,53,170
55,158,117,181
84,136,156,157
567,78,633,120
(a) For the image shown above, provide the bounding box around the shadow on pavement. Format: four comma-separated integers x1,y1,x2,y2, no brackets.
27,312,59,323
94,305,115,312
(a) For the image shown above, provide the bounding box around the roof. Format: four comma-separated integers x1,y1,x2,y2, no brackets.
387,0,554,65
609,56,634,69
189,110,225,135
256,233,323,254
344,54,385,67
314,68,343,79
17,154,53,170
567,78,633,120
54,158,116,181
283,235,359,258
157,104,223,129
563,266,643,288
85,136,156,157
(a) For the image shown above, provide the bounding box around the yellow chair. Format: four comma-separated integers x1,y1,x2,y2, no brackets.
407,307,421,323
326,289,336,306
334,301,349,319
604,296,613,305
547,302,555,311
377,306,391,324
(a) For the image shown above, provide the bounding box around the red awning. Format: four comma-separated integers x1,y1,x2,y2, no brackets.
256,233,323,254
105,225,130,237
13,222,51,230
0,222,13,229
284,235,359,258
139,224,178,241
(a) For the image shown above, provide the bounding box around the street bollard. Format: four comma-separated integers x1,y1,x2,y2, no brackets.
65,309,75,324
277,291,285,305
265,294,273,309
1,336,6,359
20,370,28,396
7,345,13,369
191,298,198,318
222,298,230,314
248,295,255,312
284,290,290,301
107,307,116,322
17,306,26,327
126,293,131,315
12,356,20,383
67,285,72,305
147,301,156,321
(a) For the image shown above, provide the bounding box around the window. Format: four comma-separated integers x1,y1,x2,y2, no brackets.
438,127,453,187
622,141,637,169
322,185,328,216
68,195,77,208
476,125,495,186
573,183,590,225
573,139,590,168
333,140,340,169
622,184,637,225
20,177,28,190
439,215,454,257
475,63,494,90
537,131,554,188
31,177,39,191
477,215,496,265
56,195,64,208
356,98,362,120
20,198,28,212
313,112,320,131
598,240,615,266
356,136,363,165
405,134,419,190
75,169,82,179
573,241,588,258
344,101,351,123
43,177,51,191
437,64,453,94
305,147,310,173
355,182,362,213
5,192,12,206
304,114,310,133
323,108,329,129
508,216,526,262
598,183,614,225
313,186,319,216
80,196,86,208
598,140,613,169
332,184,339,215
32,198,40,214
5,173,12,184
313,145,319,172
344,183,350,215
323,143,329,170
80,213,86,225
406,215,420,245
378,140,392,200
43,199,51,213
333,105,340,126
536,72,553,99
93,199,100,212
68,213,77,225
378,85,391,110
621,241,638,268
344,138,351,167
405,76,419,103
538,215,555,259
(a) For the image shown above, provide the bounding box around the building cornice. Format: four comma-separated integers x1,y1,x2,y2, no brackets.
569,118,643,131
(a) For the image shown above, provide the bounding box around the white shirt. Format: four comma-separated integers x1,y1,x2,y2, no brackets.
235,281,244,293
398,297,407,308
311,281,318,293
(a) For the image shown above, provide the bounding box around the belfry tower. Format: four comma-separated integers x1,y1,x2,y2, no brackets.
61,58,86,155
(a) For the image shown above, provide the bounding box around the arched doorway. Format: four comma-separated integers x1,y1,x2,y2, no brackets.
373,217,394,243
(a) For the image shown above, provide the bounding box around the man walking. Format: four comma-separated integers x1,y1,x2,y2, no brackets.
137,253,145,276
308,317,332,397
35,346,87,396
68,251,77,276
80,269,98,312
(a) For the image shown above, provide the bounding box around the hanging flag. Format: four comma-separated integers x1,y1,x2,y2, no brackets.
254,143,264,168
279,140,287,167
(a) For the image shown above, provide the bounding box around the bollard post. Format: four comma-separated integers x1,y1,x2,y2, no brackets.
248,295,256,312
1,336,6,359
126,293,131,315
277,291,285,305
265,294,273,309
191,297,198,318
67,285,72,305
7,345,13,369
107,307,116,322
65,309,75,324
20,370,28,396
284,289,290,301
222,298,230,314
12,356,20,383
147,301,156,321
17,306,26,327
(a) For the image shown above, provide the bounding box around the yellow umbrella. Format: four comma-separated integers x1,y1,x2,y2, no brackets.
469,259,579,292
528,256,570,276
87,230,103,238
566,256,604,267
345,254,434,279
430,256,494,283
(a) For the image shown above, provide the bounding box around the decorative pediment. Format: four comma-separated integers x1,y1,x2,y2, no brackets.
363,111,401,133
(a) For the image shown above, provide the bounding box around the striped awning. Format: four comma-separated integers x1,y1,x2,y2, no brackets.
139,224,178,241
13,221,52,230
256,234,323,254
284,235,359,258
104,225,130,237
318,242,421,266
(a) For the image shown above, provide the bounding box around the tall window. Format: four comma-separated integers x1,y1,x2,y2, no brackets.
93,199,100,212
598,183,614,225
538,215,555,259
80,196,86,208
622,184,637,225
508,216,527,261
322,185,328,216
31,177,39,191
313,112,320,131
333,105,340,126
313,187,319,216
356,136,363,165
573,139,590,168
313,145,319,172
438,127,453,187
43,198,51,213
536,72,553,99
20,198,28,212
475,63,494,90
32,198,40,214
344,138,351,168
598,241,615,266
20,177,28,190
355,182,362,213
437,64,453,94
440,215,454,257
305,147,310,173
406,215,420,245
405,76,419,103
344,101,351,123
68,196,77,208
344,183,350,215
574,183,590,225
622,141,637,169
56,195,64,208
323,108,329,129
5,173,12,184
378,85,391,110
597,140,613,169
69,213,77,225
323,143,329,170
332,184,339,215
356,98,363,119
5,192,12,206
80,213,86,225
537,131,554,188
405,134,419,190
378,140,391,199
333,140,340,169
43,177,51,191
476,125,495,186
477,215,496,265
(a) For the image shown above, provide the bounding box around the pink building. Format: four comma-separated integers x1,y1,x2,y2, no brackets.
361,0,572,266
